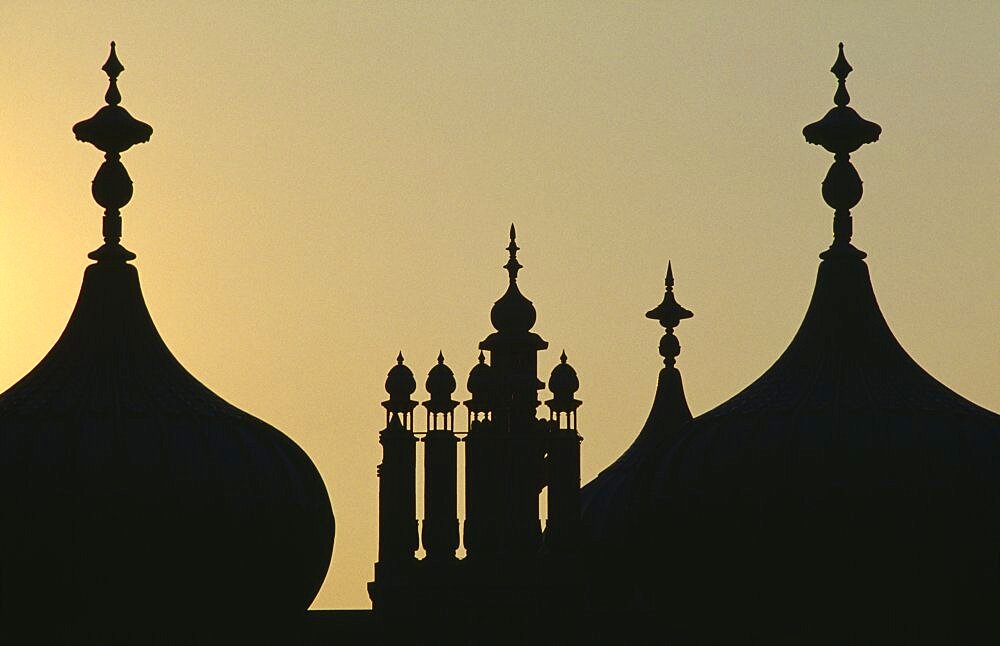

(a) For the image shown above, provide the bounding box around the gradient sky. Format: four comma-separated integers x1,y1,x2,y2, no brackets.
1,2,997,609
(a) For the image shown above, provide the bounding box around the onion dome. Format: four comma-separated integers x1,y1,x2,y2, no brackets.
383,351,418,414
640,45,1000,643
545,351,581,413
0,44,334,635
580,263,693,560
465,351,497,413
489,224,538,334
423,351,459,414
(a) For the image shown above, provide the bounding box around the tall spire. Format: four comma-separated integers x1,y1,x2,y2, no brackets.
802,43,881,259
73,42,153,263
645,261,693,367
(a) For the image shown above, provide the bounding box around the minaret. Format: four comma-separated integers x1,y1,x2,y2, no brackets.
544,351,583,552
377,353,419,565
478,225,549,556
421,352,459,561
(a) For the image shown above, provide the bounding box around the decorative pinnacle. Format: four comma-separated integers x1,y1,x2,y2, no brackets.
477,350,485,363
560,349,568,363
437,350,445,364
832,42,852,107
802,43,881,259
397,351,405,364
646,261,693,367
504,223,522,282
72,42,153,263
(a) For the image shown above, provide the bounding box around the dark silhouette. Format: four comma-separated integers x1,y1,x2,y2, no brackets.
0,44,334,643
4,41,997,645
578,44,1000,645
369,225,585,642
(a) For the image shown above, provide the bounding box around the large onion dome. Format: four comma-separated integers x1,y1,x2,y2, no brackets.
640,45,1000,644
0,44,334,637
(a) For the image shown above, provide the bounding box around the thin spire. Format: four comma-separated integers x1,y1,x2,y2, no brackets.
646,261,693,367
560,349,568,363
397,351,405,364
504,223,522,282
437,350,445,364
72,42,153,263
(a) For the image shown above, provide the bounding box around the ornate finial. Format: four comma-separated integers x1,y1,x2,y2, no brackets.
397,351,404,364
437,351,445,364
802,43,881,259
504,222,522,282
560,349,568,364
832,42,852,107
646,262,693,367
73,42,153,263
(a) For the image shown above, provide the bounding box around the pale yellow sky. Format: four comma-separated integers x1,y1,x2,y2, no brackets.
1,2,997,609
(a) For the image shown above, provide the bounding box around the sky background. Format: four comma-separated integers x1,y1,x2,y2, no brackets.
1,2,997,609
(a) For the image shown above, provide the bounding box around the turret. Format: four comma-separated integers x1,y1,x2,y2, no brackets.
421,352,459,561
544,351,583,552
376,353,418,565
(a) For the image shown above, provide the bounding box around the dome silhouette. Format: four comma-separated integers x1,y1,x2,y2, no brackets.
0,43,334,636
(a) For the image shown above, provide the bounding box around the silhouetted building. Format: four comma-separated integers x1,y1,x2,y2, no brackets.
5,41,998,645
0,44,334,643
369,225,584,642
580,44,1000,645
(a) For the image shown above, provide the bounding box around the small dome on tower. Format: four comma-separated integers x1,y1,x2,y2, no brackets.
426,351,457,399
546,350,581,413
424,352,459,414
465,351,497,413
385,352,417,404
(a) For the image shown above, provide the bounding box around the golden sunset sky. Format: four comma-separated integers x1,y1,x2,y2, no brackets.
1,2,997,609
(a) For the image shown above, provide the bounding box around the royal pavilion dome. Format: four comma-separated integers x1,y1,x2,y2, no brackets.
581,44,1000,644
0,43,334,638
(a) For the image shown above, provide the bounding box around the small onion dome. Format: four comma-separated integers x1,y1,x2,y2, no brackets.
465,351,497,413
383,352,418,414
423,351,459,414
490,283,537,333
545,350,582,413
482,225,547,354
489,223,538,334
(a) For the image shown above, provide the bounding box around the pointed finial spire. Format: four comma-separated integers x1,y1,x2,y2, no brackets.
437,350,445,364
802,43,881,259
504,222,523,282
397,351,405,364
646,261,693,367
560,349,568,364
73,42,153,263
478,350,485,363
832,42,852,107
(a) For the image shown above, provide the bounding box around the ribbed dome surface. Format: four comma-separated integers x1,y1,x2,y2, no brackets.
0,260,334,630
